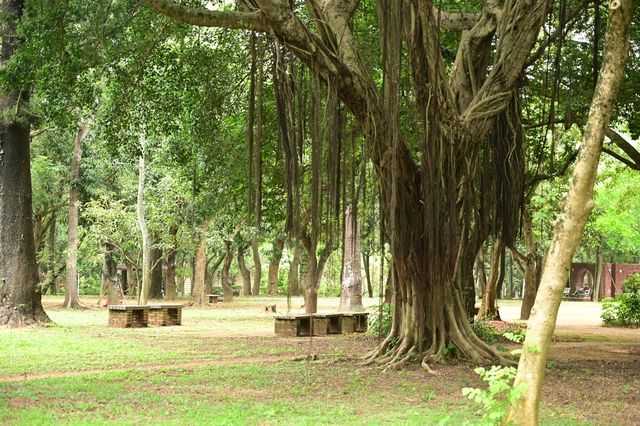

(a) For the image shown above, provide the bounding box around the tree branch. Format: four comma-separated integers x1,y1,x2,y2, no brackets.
140,0,270,32
605,127,640,168
602,147,640,170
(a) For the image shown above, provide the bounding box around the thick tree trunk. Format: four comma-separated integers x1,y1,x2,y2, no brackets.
63,121,90,309
165,249,177,300
474,248,487,296
0,0,49,324
237,245,252,296
478,236,504,320
221,248,234,302
267,237,285,295
149,245,163,299
191,222,208,305
506,2,635,422
287,242,301,296
339,205,363,311
520,209,538,319
103,244,120,305
121,267,128,296
251,38,264,297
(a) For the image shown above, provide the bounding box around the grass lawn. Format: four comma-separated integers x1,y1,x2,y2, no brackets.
1,296,638,425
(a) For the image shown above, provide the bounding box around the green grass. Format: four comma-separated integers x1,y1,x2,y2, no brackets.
0,296,636,425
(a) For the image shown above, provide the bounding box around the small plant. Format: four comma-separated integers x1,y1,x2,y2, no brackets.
462,366,528,425
368,303,394,338
601,273,640,327
471,321,500,344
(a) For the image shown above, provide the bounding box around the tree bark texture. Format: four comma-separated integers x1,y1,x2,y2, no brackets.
519,208,538,320
478,236,504,320
238,245,252,296
150,245,163,299
267,237,285,295
506,1,636,422
339,205,363,311
287,242,301,296
63,120,90,309
103,244,120,305
165,226,178,300
191,222,208,305
221,247,234,302
136,136,152,305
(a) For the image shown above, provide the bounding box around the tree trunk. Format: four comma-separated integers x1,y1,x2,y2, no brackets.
103,244,120,305
520,208,538,319
46,212,57,295
384,268,393,304
121,267,128,296
506,2,635,422
221,247,234,302
63,120,90,309
0,0,49,325
478,236,504,320
593,245,603,301
267,237,285,295
149,245,163,299
136,135,151,305
251,38,265,297
191,222,208,305
474,247,487,296
362,253,374,298
237,245,252,296
165,249,177,301
287,242,301,296
339,205,363,311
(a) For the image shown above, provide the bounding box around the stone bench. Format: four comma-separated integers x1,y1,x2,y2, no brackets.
274,314,312,337
149,304,183,326
207,294,220,304
340,312,369,333
108,305,149,328
312,313,342,335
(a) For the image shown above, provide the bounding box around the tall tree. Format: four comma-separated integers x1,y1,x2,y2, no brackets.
142,0,553,364
506,0,637,422
0,0,49,325
63,119,91,308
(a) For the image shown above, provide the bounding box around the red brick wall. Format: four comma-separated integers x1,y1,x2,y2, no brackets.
601,263,640,298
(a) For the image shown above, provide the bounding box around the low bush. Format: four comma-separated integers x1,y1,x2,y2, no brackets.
368,303,394,338
601,273,640,327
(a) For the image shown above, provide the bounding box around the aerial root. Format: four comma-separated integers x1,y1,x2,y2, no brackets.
382,346,416,372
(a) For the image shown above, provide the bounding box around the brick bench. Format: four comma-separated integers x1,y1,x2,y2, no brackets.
340,312,369,333
274,314,312,337
207,294,219,304
312,313,342,335
149,304,183,326
108,305,149,328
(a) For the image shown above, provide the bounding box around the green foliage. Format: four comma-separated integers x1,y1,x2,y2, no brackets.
471,321,500,344
368,303,394,338
601,274,640,327
462,366,528,425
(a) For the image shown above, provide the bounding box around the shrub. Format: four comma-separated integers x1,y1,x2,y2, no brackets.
368,303,394,338
601,273,640,327
462,366,528,425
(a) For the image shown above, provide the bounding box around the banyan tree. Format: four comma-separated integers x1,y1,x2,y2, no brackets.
143,0,555,365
